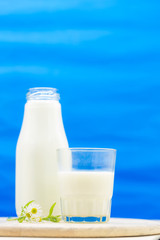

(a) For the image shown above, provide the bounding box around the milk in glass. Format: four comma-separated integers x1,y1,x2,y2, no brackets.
58,171,114,220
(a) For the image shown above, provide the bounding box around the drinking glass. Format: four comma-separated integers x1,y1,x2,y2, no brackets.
57,148,116,223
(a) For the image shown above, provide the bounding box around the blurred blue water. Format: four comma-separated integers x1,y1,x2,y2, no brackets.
0,0,160,219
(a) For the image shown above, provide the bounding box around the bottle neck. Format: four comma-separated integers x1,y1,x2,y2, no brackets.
26,87,60,101
20,88,64,137
22,100,62,135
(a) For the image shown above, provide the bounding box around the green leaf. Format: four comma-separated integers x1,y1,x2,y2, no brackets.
55,216,61,222
42,217,50,221
20,207,25,216
7,218,18,221
54,218,61,223
42,215,61,223
50,216,61,223
42,217,49,221
17,217,26,223
48,202,56,217
23,200,35,209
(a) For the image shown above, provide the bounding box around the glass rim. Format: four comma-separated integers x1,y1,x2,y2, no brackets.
57,147,116,152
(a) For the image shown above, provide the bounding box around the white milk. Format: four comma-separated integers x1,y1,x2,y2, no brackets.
58,171,114,219
16,88,68,216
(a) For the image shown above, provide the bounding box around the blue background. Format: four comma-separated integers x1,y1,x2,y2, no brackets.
0,0,160,219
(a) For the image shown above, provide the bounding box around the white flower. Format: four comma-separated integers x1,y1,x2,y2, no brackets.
24,202,42,222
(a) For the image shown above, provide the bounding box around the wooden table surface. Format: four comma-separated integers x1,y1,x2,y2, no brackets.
0,237,159,240
0,218,160,238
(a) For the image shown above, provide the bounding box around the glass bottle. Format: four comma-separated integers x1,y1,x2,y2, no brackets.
16,87,68,216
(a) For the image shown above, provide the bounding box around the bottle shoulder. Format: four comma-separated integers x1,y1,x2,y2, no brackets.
16,100,68,149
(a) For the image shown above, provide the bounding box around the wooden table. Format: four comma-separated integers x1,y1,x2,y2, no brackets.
0,218,160,238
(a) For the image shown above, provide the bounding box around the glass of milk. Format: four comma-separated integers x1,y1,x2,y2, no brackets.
57,148,116,223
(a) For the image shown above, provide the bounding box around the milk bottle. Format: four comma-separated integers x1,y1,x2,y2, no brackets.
16,88,68,216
